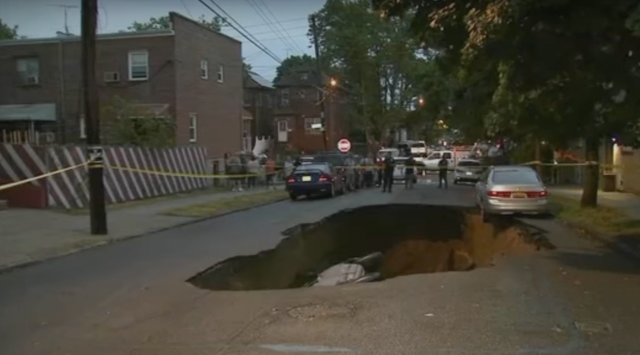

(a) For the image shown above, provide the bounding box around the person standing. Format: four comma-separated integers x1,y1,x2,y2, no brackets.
246,156,260,189
404,154,416,190
265,156,276,189
382,152,395,193
437,156,449,189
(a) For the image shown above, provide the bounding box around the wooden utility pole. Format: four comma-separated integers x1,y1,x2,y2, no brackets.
311,15,328,151
81,0,107,234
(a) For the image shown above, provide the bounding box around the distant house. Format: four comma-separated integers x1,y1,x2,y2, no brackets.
0,12,244,158
272,67,349,153
243,71,276,152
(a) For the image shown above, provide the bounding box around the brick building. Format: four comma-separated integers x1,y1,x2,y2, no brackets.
243,71,275,152
0,12,244,158
272,68,349,153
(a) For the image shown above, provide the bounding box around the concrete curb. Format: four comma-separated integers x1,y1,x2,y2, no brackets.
0,196,289,275
558,218,640,261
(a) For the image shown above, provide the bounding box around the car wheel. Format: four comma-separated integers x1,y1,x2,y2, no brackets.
289,193,298,201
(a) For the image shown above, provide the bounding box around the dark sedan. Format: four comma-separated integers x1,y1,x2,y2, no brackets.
286,163,346,200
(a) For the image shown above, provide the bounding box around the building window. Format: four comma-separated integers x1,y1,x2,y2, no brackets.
217,65,224,83
277,120,288,132
304,117,322,135
200,59,209,79
128,50,149,81
243,118,251,138
280,89,290,106
79,114,86,139
16,57,40,85
189,113,197,143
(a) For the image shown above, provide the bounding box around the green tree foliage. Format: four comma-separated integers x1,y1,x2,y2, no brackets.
272,54,316,85
0,19,18,40
103,96,175,148
374,0,640,207
309,0,429,145
127,15,225,32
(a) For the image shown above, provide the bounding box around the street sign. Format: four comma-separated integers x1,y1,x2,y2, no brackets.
337,138,351,153
87,145,104,164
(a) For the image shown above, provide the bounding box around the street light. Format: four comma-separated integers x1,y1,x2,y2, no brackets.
330,77,337,86
418,97,424,105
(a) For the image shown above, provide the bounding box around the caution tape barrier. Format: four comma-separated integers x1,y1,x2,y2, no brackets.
0,160,623,193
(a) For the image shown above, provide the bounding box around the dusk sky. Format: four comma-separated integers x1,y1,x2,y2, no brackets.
0,0,323,81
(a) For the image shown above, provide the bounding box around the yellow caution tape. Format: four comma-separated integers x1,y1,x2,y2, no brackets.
0,161,90,192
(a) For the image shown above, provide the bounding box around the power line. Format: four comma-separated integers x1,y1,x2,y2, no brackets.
178,0,194,19
242,17,307,28
254,0,307,54
198,0,282,63
249,25,308,37
245,0,300,56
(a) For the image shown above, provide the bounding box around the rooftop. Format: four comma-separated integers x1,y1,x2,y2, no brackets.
0,29,174,46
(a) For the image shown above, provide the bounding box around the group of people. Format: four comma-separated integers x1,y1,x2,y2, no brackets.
377,152,450,192
223,153,278,192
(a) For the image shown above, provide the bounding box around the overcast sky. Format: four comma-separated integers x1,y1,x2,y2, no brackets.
0,0,322,81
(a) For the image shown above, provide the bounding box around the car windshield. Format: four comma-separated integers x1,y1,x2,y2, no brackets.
411,142,426,148
492,169,540,184
458,160,481,167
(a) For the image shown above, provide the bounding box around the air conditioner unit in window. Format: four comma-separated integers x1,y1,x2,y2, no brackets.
26,76,39,85
103,72,120,82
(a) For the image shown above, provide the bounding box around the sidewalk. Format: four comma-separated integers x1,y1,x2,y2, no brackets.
549,186,640,216
0,187,283,271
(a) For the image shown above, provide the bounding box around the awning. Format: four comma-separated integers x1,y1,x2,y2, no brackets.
0,103,56,122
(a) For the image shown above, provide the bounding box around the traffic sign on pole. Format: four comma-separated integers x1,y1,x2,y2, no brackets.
337,138,351,153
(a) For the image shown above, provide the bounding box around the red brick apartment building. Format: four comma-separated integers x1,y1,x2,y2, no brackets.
272,68,349,153
0,12,244,158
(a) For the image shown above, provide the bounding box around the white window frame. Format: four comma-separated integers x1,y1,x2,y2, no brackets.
280,89,290,106
16,57,40,85
277,120,288,132
189,113,197,143
200,59,209,79
128,50,149,81
217,65,224,83
79,114,86,139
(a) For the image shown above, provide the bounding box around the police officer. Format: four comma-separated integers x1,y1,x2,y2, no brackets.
382,152,395,193
404,154,416,190
437,155,448,189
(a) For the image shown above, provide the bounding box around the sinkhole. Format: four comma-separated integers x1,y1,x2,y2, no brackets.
187,204,555,291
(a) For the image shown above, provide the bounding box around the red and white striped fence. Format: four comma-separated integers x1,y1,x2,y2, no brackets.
0,144,209,209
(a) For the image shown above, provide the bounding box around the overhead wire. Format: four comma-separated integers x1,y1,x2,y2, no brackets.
253,0,307,54
179,0,195,19
244,0,303,56
198,0,282,63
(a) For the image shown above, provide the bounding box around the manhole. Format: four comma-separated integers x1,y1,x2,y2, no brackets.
287,303,356,321
574,321,613,333
187,204,555,291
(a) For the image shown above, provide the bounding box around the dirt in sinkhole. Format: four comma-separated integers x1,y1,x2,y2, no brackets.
187,204,555,291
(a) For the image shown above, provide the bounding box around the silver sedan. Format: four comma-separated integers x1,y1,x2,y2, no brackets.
475,166,549,222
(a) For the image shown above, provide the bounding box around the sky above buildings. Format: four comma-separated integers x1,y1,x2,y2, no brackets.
0,0,322,81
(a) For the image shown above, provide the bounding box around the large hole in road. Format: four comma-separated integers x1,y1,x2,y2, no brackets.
187,205,555,291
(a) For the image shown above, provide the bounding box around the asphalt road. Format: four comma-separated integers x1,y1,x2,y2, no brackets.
1,181,640,355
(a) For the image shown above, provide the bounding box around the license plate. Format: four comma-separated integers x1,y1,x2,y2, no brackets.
511,192,527,198
465,171,473,176
302,176,312,182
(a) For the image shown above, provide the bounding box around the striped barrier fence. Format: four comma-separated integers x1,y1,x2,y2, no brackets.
0,144,209,209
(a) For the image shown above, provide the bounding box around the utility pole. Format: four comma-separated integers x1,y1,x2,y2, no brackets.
81,0,107,235
311,15,328,151
49,4,79,34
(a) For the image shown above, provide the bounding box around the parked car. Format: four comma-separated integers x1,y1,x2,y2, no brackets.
312,153,357,191
475,165,549,222
453,159,484,184
286,162,346,200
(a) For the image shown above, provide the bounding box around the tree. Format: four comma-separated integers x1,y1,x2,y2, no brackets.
310,0,428,146
102,96,175,147
272,54,316,84
374,0,640,207
0,19,18,40
127,15,225,32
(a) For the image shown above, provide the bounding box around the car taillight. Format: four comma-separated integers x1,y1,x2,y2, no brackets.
319,174,331,182
487,190,511,198
286,176,295,183
527,190,548,198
